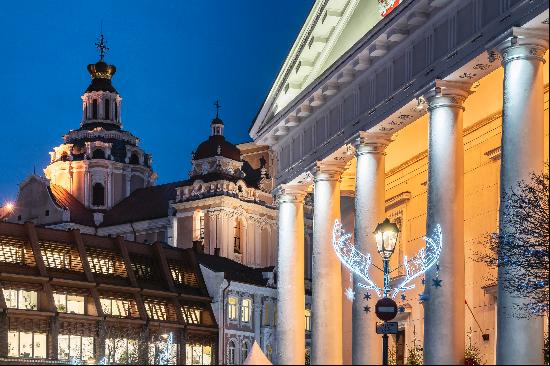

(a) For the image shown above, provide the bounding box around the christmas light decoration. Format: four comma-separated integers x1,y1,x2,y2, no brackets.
332,220,443,299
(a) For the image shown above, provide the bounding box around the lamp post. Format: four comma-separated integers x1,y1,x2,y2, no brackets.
373,218,400,366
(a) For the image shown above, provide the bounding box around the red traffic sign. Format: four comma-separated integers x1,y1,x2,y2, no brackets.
375,297,398,321
376,321,399,334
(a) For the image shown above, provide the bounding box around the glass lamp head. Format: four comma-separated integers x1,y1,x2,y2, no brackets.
374,218,400,260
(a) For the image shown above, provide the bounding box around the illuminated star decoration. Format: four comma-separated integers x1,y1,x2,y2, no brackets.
333,220,443,299
364,292,371,301
432,278,442,288
401,294,406,301
345,287,356,301
363,305,371,313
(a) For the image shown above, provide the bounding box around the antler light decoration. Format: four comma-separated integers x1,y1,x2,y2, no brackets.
332,220,443,299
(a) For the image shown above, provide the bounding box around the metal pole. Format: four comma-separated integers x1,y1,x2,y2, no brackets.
383,259,390,297
382,332,389,365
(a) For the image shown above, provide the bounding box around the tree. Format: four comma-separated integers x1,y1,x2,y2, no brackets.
476,167,549,317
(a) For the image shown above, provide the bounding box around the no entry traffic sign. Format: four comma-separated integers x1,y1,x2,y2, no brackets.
375,297,398,321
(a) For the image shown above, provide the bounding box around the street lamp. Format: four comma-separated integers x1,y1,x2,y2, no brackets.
374,218,400,297
373,218,400,366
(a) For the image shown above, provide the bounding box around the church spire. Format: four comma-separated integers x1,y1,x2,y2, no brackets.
211,100,224,136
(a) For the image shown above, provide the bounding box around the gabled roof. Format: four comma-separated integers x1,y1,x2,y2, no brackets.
101,181,186,226
48,184,95,226
197,253,274,287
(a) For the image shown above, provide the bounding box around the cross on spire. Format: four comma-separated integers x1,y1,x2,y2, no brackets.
214,100,221,118
95,33,109,61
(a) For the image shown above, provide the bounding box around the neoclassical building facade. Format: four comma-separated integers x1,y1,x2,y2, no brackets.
250,0,549,365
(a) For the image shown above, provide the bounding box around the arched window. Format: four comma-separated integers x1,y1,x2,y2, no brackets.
129,153,140,165
92,99,98,119
104,98,110,120
193,210,205,241
241,341,249,363
227,340,236,365
92,183,105,206
233,220,241,254
92,149,106,160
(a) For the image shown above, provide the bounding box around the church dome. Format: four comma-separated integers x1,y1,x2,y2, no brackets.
194,134,241,161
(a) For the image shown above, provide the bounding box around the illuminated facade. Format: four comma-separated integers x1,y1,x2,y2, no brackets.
250,0,549,365
0,221,217,364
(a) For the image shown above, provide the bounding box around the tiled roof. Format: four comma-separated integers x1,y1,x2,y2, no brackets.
101,181,186,226
196,253,274,287
48,184,95,226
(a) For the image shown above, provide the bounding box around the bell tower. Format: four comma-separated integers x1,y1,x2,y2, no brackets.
44,34,157,213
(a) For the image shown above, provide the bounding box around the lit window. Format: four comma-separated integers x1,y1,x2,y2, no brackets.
227,296,238,321
233,220,241,254
8,331,46,359
105,338,139,364
58,335,94,362
148,333,178,365
145,301,167,320
305,308,311,331
227,340,236,365
186,343,212,365
241,298,251,323
182,306,201,324
54,293,85,314
100,298,131,317
3,288,37,310
241,341,249,362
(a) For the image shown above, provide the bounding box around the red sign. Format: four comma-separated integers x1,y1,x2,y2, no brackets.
375,297,398,321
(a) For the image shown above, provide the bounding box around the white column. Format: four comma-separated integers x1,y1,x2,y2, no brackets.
311,161,345,365
423,79,471,365
352,132,391,365
495,28,548,366
276,184,307,365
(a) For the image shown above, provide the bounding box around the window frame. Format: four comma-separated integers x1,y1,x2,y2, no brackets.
241,298,252,323
227,296,238,321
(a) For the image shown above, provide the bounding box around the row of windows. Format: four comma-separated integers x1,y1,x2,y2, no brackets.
228,295,312,331
85,98,118,121
7,331,212,365
192,210,243,255
3,288,201,322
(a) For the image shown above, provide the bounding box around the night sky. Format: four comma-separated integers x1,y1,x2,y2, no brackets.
0,1,313,205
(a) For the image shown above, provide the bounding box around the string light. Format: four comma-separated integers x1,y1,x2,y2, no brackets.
332,220,443,299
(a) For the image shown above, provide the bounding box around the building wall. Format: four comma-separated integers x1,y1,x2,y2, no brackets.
380,54,549,363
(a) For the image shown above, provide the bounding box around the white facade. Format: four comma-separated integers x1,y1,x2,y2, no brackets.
251,0,549,364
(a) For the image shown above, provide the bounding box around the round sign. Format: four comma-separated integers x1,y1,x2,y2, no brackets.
375,297,398,321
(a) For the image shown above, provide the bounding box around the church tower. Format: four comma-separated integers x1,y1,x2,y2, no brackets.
44,35,156,212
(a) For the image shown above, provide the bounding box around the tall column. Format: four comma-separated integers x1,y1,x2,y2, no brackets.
311,161,345,365
276,184,307,365
352,132,391,365
423,79,471,365
495,28,548,366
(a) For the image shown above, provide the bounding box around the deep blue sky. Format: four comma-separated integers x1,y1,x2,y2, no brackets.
0,1,312,204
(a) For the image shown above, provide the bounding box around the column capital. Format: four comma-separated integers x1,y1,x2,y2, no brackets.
424,79,473,111
313,160,349,182
496,27,549,65
354,131,393,156
275,183,308,204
